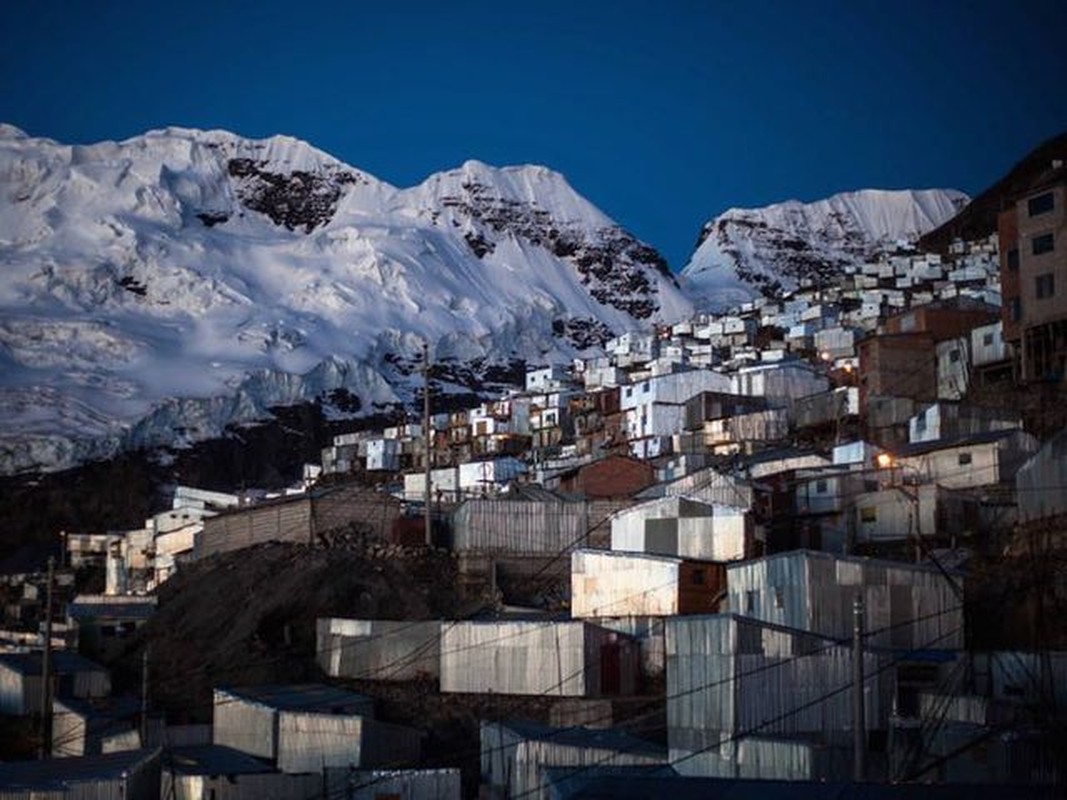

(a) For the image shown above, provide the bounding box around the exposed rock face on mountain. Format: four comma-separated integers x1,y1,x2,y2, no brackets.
0,126,691,474
680,188,969,310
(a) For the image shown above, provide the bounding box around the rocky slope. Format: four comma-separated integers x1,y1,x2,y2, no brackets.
680,188,968,310
0,126,691,474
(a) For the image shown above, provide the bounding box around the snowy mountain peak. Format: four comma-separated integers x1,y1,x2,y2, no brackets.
0,125,689,474
681,187,968,310
0,124,28,140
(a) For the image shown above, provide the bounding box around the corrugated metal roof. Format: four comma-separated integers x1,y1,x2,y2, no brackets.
68,600,156,620
493,720,665,759
165,744,275,776
0,747,159,787
0,650,108,676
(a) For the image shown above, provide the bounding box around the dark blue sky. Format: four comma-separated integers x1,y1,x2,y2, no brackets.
3,1,1065,268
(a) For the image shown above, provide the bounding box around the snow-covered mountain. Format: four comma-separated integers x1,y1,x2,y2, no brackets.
0,125,691,474
680,189,969,310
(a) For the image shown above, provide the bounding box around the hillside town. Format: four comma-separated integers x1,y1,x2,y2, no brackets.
0,166,1064,798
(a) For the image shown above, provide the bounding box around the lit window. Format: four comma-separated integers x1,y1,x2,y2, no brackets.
1028,192,1054,217
860,506,877,523
958,452,972,466
1033,233,1054,256
1036,273,1055,299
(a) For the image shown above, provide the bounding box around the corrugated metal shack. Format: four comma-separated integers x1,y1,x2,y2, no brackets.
52,695,140,758
439,619,639,697
162,744,321,800
325,767,462,800
277,709,421,774
481,720,665,800
610,496,755,562
213,684,374,763
652,466,757,510
725,550,963,650
0,748,161,800
316,618,441,681
451,488,630,553
0,651,111,715
667,614,887,780
194,482,402,559
683,391,769,431
571,550,725,619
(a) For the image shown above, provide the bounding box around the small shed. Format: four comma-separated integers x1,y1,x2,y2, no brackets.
481,720,665,800
0,748,160,800
725,550,963,650
162,744,321,800
439,619,639,697
316,618,441,681
52,695,140,758
571,550,725,619
0,651,111,716
610,496,754,562
213,683,374,764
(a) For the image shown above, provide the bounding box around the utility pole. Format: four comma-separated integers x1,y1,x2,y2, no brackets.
422,342,432,547
38,555,55,759
852,592,866,783
140,645,150,744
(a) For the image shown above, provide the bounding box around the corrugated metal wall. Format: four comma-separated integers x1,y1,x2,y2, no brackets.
440,621,593,696
166,771,322,800
572,550,681,617
481,721,664,800
326,768,461,800
667,615,886,781
212,689,278,760
316,618,441,681
451,498,588,554
725,553,963,651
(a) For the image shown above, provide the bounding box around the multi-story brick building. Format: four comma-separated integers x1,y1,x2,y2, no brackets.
998,162,1067,380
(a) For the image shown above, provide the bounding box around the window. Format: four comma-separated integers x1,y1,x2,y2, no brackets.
1033,233,1055,256
899,312,916,332
815,479,828,493
1028,192,1054,217
916,414,927,432
692,569,706,586
860,506,877,523
745,590,757,613
1007,248,1020,271
983,332,994,347
949,349,961,363
773,588,785,609
958,452,972,466
1011,297,1022,322
1036,273,1055,299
